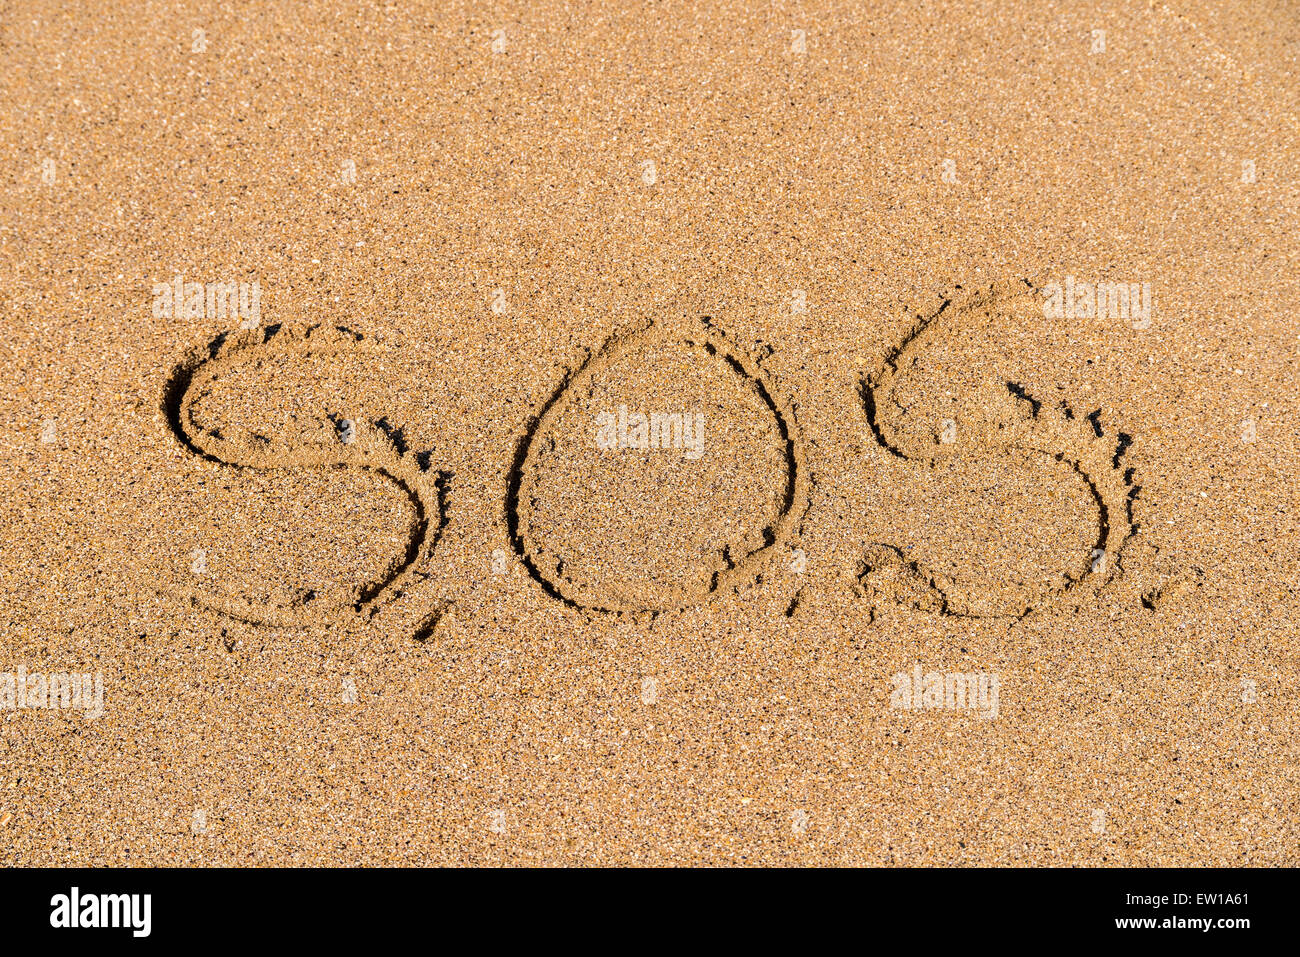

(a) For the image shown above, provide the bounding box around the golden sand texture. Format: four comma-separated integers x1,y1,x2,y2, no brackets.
1,0,1298,865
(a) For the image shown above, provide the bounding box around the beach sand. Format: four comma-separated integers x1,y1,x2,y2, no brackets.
2,0,1298,864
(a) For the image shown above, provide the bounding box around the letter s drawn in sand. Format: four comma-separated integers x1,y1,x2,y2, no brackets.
159,324,447,631
857,279,1198,619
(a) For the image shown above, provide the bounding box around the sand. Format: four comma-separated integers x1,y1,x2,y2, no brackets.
1,0,1298,865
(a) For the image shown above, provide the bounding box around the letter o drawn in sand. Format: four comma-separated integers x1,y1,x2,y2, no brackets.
507,318,809,615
